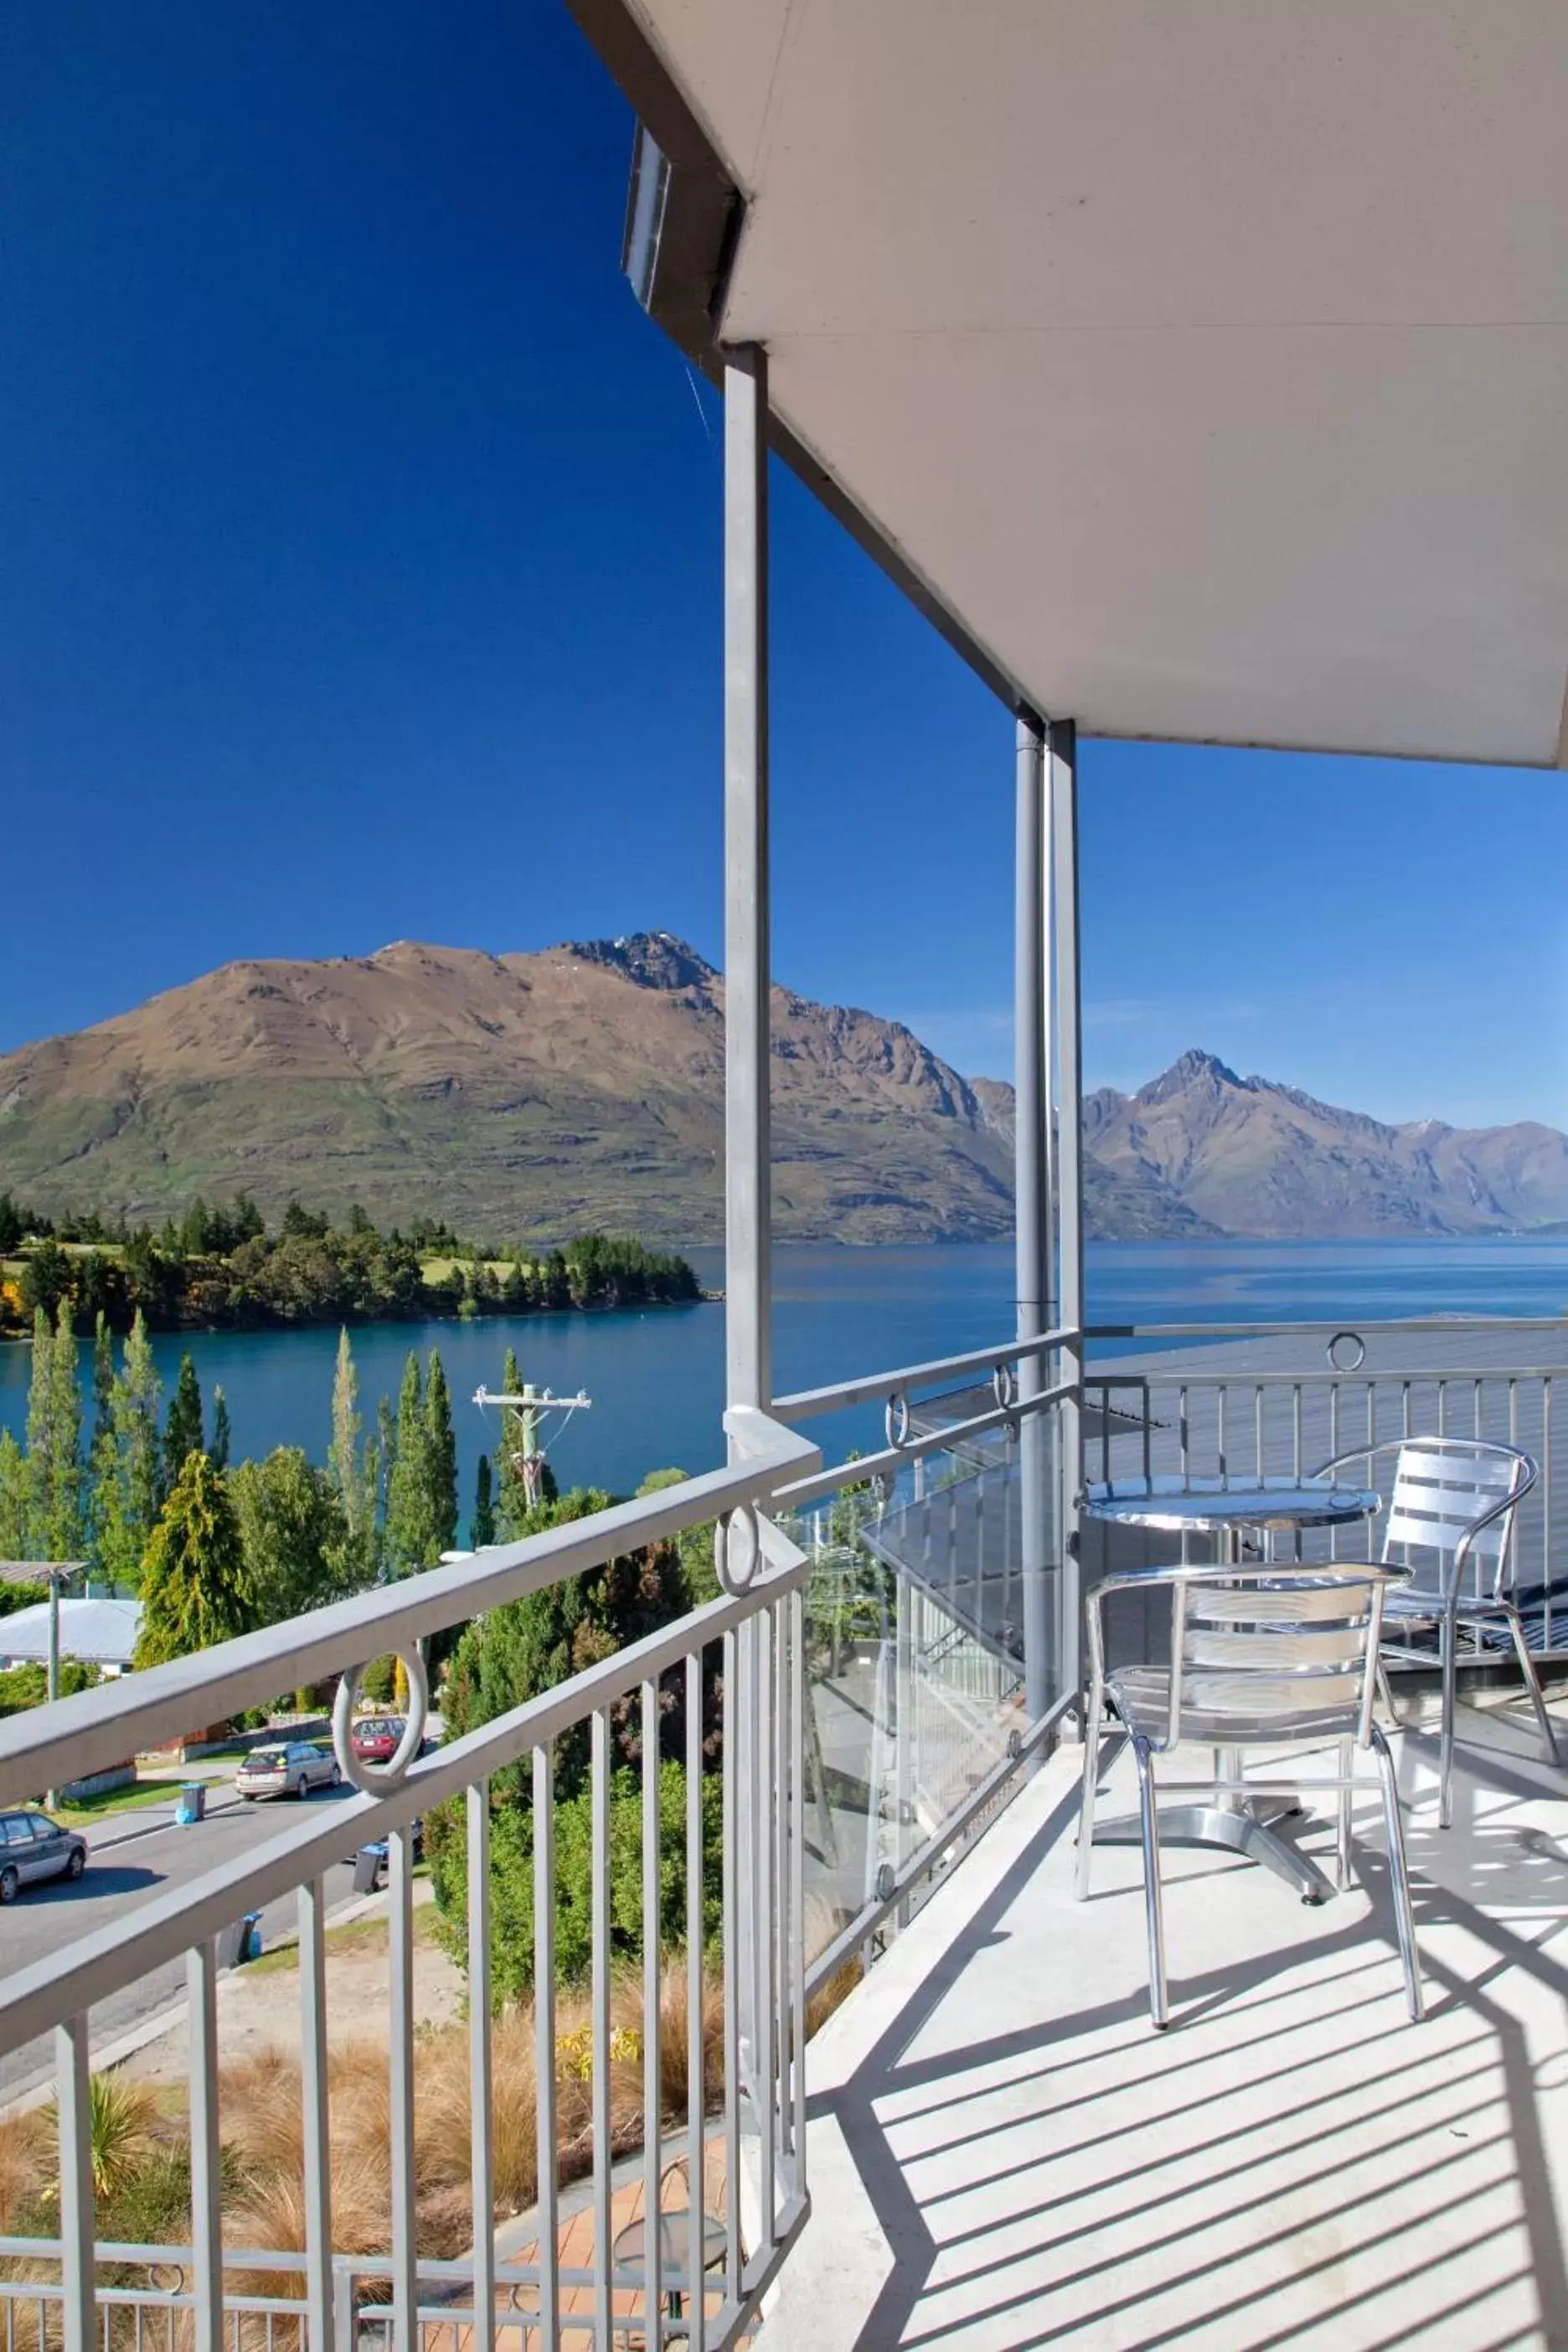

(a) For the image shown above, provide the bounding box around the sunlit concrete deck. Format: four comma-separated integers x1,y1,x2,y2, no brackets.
764,1694,1568,2350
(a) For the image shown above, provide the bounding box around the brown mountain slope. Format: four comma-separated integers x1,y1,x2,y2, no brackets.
1085,1049,1568,1238
0,935,1034,1245
3,952,1562,1243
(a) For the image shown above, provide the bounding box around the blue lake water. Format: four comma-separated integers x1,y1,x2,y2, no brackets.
4,1239,1568,1527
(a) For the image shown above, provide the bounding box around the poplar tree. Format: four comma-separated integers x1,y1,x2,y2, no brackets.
328,1329,378,1586
91,1314,115,1447
471,1455,496,1550
137,1452,254,1667
45,1298,83,1562
383,1353,431,1577
210,1388,232,1472
424,1349,458,1560
162,1354,205,1494
23,1308,52,1559
0,1432,30,1560
496,1348,529,1538
95,1313,163,1589
24,1304,82,1562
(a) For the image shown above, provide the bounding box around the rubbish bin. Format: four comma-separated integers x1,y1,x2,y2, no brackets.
175,1782,206,1826
216,1911,261,1969
352,1846,384,1896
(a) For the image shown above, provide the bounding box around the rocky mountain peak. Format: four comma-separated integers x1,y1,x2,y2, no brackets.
563,932,719,993
1139,1047,1245,1104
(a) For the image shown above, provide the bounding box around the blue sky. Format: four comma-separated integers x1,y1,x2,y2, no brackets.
3,1,1566,1132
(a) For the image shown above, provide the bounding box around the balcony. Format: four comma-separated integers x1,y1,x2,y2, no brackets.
3,1322,1565,2348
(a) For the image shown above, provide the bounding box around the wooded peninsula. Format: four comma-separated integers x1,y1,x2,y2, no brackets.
0,1194,700,1339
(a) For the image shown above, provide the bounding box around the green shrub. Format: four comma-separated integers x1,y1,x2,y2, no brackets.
430,1760,722,2002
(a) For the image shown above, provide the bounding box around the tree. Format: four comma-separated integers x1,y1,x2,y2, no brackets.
209,1388,232,1473
470,1455,496,1550
328,1329,377,1586
0,1432,30,1560
24,1304,81,1563
424,1350,458,1560
438,1485,696,1806
162,1355,204,1495
91,1316,115,1447
230,1447,350,1621
94,1313,163,1590
136,1452,254,1667
382,1354,431,1577
19,1240,74,1323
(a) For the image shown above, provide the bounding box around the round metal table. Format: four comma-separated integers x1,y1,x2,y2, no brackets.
611,2207,726,2322
1082,1473,1381,1904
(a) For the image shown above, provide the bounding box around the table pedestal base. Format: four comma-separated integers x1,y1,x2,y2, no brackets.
1091,1803,1336,1905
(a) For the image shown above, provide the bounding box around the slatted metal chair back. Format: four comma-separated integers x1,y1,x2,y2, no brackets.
1165,1567,1393,1749
1380,1439,1529,1607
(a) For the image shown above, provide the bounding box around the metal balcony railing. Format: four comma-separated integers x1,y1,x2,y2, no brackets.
0,1346,1078,2352
1083,1317,1568,1655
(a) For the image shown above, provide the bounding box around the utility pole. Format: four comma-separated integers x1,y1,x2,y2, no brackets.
472,1384,592,1511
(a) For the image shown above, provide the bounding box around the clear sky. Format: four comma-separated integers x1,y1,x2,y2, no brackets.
4,2,1566,1132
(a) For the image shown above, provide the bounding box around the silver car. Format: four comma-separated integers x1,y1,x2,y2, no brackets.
0,1811,87,1903
235,1741,340,1801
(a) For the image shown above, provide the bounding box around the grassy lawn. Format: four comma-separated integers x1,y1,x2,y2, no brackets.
52,1779,183,1826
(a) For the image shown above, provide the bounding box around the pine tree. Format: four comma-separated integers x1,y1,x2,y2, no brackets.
162,1354,205,1495
137,1452,255,1667
424,1349,458,1560
95,1313,163,1590
471,1454,496,1549
383,1353,431,1577
209,1388,232,1472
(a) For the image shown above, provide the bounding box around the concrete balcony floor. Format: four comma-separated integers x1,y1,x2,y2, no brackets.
764,1694,1568,2350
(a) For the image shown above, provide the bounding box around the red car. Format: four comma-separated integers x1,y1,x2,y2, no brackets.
350,1715,405,1766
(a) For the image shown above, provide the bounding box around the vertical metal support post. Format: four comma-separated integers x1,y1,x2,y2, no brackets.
298,1881,334,2352
1015,710,1053,1728
55,2016,95,2352
724,341,771,1424
188,1940,224,2352
724,342,770,2148
1051,720,1085,1710
466,1787,495,2352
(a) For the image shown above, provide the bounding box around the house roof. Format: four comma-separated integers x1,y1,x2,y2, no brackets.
0,1597,141,1668
576,1,1568,766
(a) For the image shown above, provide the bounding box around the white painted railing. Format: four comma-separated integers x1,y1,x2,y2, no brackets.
0,1352,1080,2352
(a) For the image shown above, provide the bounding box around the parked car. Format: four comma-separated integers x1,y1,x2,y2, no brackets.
0,1811,87,1903
350,1715,406,1766
348,1818,424,1888
236,1742,340,1802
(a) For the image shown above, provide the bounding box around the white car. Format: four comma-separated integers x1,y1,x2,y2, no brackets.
235,1741,340,1801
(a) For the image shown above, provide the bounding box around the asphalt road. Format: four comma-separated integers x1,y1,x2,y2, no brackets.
0,1783,369,2106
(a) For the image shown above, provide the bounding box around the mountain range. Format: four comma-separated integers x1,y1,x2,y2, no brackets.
0,934,1564,1245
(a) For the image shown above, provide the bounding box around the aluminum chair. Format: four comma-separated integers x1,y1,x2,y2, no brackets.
1075,1560,1422,2030
1314,1436,1555,1828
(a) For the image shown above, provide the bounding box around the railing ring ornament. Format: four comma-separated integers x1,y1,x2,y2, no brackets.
714,1501,761,1596
333,1646,429,1792
992,1362,1016,1411
885,1391,911,1450
1327,1329,1367,1374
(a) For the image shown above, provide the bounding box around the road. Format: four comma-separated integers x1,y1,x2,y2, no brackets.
1,1782,369,2106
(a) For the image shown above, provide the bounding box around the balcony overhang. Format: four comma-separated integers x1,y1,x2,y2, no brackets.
573,1,1568,766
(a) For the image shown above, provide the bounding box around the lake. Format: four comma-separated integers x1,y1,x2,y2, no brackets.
4,1238,1568,1520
